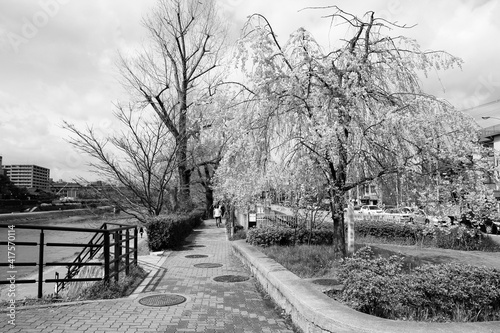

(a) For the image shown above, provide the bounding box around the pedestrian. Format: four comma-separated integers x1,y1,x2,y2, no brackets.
214,205,222,228
139,226,144,238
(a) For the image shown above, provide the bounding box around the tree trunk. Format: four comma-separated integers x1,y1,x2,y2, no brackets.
176,85,191,210
205,185,214,218
330,191,346,258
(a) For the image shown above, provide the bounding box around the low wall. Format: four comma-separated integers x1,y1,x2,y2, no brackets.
231,240,500,333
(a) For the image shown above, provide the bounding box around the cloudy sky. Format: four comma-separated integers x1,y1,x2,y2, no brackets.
0,0,499,182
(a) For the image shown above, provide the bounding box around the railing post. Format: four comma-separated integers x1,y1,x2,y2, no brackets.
103,230,110,283
54,272,59,295
125,229,130,275
114,231,120,282
38,230,44,298
133,226,138,266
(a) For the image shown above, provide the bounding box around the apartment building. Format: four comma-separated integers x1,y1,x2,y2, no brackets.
3,164,50,190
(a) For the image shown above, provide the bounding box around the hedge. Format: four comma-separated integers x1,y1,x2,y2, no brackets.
145,208,204,251
355,219,499,251
246,219,499,251
246,225,334,247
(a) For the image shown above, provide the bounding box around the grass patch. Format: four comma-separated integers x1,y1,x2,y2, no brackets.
76,264,147,300
260,245,340,278
0,264,148,307
229,229,247,241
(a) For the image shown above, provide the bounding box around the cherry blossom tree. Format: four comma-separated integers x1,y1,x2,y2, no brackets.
215,7,489,256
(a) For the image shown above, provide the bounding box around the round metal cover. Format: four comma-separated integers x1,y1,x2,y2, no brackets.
185,254,208,258
213,275,249,282
187,244,205,248
312,279,340,286
194,263,223,268
138,294,186,307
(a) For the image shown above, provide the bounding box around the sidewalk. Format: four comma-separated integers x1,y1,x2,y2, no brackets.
1,220,296,333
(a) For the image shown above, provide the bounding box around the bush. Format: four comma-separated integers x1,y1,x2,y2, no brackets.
355,219,426,243
332,247,500,322
146,208,204,251
355,219,500,251
246,225,333,247
433,225,499,251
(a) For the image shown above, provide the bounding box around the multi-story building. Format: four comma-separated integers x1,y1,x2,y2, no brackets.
3,164,50,190
50,180,82,199
0,156,4,176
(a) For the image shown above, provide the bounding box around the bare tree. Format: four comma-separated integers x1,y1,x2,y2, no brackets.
118,0,227,210
64,105,177,223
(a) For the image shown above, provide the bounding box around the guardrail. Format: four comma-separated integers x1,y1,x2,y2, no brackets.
0,222,138,298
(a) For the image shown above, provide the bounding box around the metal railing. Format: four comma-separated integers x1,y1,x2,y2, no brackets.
0,222,138,298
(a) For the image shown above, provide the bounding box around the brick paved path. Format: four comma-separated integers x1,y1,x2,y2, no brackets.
2,220,295,333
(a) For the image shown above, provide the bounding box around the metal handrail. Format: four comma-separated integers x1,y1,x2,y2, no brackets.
0,223,139,298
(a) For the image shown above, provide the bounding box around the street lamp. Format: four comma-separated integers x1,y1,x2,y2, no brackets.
482,116,500,120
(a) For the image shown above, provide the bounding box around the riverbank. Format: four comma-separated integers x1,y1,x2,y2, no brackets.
0,206,116,224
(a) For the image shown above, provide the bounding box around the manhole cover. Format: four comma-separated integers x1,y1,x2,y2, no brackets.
194,263,223,268
185,254,208,258
213,275,249,282
138,294,186,307
312,279,340,286
187,245,205,248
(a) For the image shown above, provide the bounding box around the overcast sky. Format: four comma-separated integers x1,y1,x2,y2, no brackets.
0,0,499,182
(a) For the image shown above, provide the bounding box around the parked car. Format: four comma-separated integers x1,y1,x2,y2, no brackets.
344,205,362,212
407,208,450,225
382,207,411,222
360,205,384,215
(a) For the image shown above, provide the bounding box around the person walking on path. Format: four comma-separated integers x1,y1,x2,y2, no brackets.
214,205,222,227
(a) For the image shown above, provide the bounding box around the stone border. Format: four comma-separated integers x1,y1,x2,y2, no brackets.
231,240,500,333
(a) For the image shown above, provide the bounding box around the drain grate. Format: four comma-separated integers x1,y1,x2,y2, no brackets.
185,254,208,258
213,275,249,282
312,278,340,286
194,263,223,268
187,245,206,248
138,294,186,307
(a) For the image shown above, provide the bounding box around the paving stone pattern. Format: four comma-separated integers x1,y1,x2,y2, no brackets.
2,220,296,333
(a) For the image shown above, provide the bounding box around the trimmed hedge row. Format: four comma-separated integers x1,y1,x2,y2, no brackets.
331,247,500,322
145,208,205,251
246,225,334,247
247,219,499,251
354,219,424,241
355,219,500,251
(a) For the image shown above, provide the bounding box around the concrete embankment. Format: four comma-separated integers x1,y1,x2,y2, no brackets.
0,207,115,224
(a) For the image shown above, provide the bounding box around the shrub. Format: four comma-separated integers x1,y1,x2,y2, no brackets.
354,219,426,243
146,208,204,251
332,247,500,322
355,219,500,251
246,225,334,247
433,225,499,251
